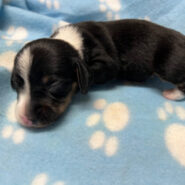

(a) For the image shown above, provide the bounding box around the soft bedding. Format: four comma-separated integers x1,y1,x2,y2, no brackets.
0,0,185,185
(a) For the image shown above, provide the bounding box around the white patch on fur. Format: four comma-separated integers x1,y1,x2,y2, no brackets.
16,48,32,124
52,25,83,58
16,93,30,125
163,88,185,100
18,48,32,78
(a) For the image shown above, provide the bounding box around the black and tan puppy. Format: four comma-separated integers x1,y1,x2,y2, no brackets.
11,19,185,128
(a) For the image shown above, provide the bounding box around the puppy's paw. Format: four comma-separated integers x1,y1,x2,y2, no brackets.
163,88,185,101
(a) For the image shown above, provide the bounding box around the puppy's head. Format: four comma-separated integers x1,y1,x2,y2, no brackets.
11,39,89,128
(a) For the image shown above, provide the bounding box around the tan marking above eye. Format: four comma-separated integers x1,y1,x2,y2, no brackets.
42,76,50,84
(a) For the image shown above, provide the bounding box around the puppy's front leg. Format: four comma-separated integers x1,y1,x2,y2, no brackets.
89,55,119,84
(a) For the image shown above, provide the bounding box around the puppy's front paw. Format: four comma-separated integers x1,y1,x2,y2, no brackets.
163,88,185,101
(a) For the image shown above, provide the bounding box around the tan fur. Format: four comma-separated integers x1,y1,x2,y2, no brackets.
58,82,77,113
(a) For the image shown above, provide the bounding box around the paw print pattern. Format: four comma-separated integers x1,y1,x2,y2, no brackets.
1,101,26,144
0,51,16,72
1,26,28,46
157,102,185,166
31,173,65,185
157,102,174,121
98,0,121,20
2,125,25,144
39,0,60,9
86,99,130,157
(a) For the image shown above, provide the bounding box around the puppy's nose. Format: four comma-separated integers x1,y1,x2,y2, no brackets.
20,115,34,127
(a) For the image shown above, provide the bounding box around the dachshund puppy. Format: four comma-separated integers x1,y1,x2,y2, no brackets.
11,19,185,128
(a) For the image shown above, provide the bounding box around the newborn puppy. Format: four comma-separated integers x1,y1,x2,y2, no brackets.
11,19,185,128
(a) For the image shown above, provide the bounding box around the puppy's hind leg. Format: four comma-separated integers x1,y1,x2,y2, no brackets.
163,83,185,101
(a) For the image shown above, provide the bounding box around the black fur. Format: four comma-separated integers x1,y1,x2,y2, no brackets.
76,20,185,85
11,19,185,127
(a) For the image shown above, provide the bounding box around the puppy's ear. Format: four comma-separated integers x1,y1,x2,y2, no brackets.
73,58,89,94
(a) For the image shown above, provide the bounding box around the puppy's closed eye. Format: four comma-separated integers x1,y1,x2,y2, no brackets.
42,76,72,99
48,80,72,99
42,76,58,86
